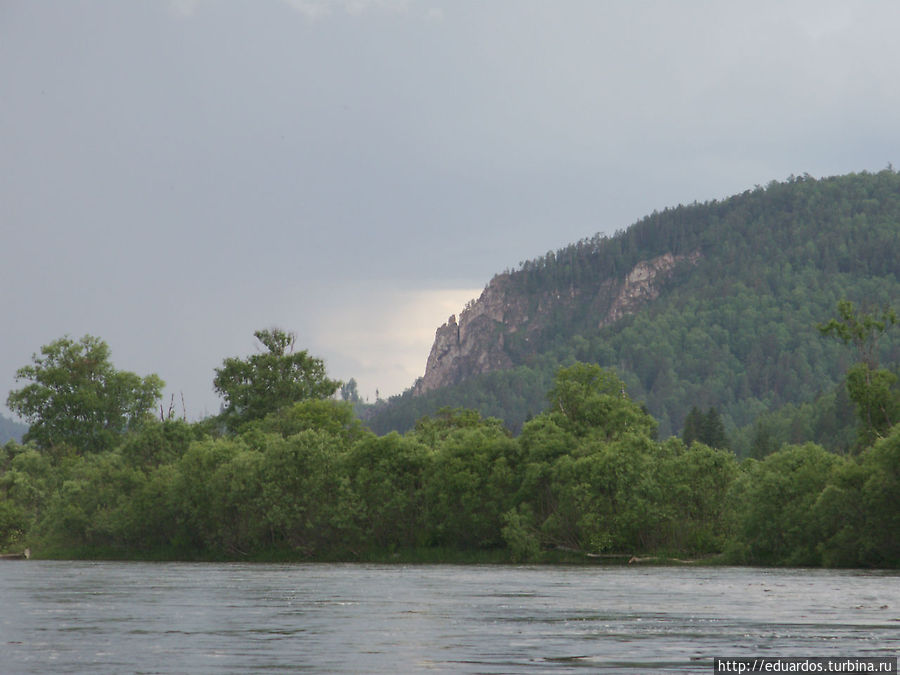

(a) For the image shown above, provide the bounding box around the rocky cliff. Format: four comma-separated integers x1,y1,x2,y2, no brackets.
603,251,701,325
414,251,700,395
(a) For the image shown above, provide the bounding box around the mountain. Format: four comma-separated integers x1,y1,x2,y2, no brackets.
366,170,900,442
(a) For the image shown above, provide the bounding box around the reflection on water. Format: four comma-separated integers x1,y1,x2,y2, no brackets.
1,562,898,673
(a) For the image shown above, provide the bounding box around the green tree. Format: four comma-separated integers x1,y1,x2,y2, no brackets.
253,399,364,444
422,421,517,550
512,363,664,556
119,418,198,469
546,363,657,440
7,335,163,454
856,424,900,565
213,329,340,431
34,450,146,551
683,407,729,449
0,441,47,551
844,364,898,446
256,430,357,557
701,408,728,449
0,497,28,552
167,436,264,555
681,406,704,446
819,301,899,446
818,299,897,370
731,443,843,565
657,439,738,553
344,432,430,551
411,407,506,448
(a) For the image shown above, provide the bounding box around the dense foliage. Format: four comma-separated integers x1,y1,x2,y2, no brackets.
1,341,897,566
368,171,900,443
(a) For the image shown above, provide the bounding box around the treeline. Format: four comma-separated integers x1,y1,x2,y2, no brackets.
368,170,900,439
1,324,898,566
514,171,899,289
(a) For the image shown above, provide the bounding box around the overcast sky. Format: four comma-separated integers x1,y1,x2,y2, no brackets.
2,0,899,419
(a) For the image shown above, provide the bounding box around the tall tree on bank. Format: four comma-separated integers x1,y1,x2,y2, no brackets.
6,335,163,454
213,328,340,432
819,301,899,448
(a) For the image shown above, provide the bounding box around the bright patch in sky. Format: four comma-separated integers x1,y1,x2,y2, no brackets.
313,287,482,403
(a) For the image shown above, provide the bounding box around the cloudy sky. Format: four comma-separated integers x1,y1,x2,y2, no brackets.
2,0,899,418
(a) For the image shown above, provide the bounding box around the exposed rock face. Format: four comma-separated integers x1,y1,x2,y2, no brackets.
603,251,700,326
414,289,515,395
414,251,700,395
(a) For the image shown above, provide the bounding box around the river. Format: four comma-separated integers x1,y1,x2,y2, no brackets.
1,562,897,673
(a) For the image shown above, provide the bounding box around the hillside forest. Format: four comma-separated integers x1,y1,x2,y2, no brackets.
367,170,900,451
1,171,898,567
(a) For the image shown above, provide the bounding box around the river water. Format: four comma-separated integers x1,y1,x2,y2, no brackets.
1,562,897,673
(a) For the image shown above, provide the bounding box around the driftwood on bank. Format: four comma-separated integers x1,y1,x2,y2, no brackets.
555,545,700,564
627,554,699,565
0,548,31,560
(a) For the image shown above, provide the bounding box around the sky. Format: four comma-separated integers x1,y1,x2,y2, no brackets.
2,0,899,419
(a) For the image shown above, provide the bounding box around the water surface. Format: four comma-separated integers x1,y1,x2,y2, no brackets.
1,562,898,673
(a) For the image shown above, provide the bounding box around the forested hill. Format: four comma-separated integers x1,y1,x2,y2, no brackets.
367,170,900,440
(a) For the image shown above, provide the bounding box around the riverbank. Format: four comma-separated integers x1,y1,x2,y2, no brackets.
20,543,728,566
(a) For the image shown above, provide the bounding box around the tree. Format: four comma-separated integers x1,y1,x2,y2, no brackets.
845,364,898,446
340,378,360,403
819,301,898,447
683,406,729,449
7,335,163,454
422,421,517,550
818,299,897,370
546,362,657,440
511,364,663,556
255,399,364,444
213,328,340,431
733,443,844,565
681,406,704,446
344,432,430,550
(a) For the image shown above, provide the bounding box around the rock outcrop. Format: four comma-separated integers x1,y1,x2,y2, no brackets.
414,288,515,395
414,251,700,396
602,251,700,326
